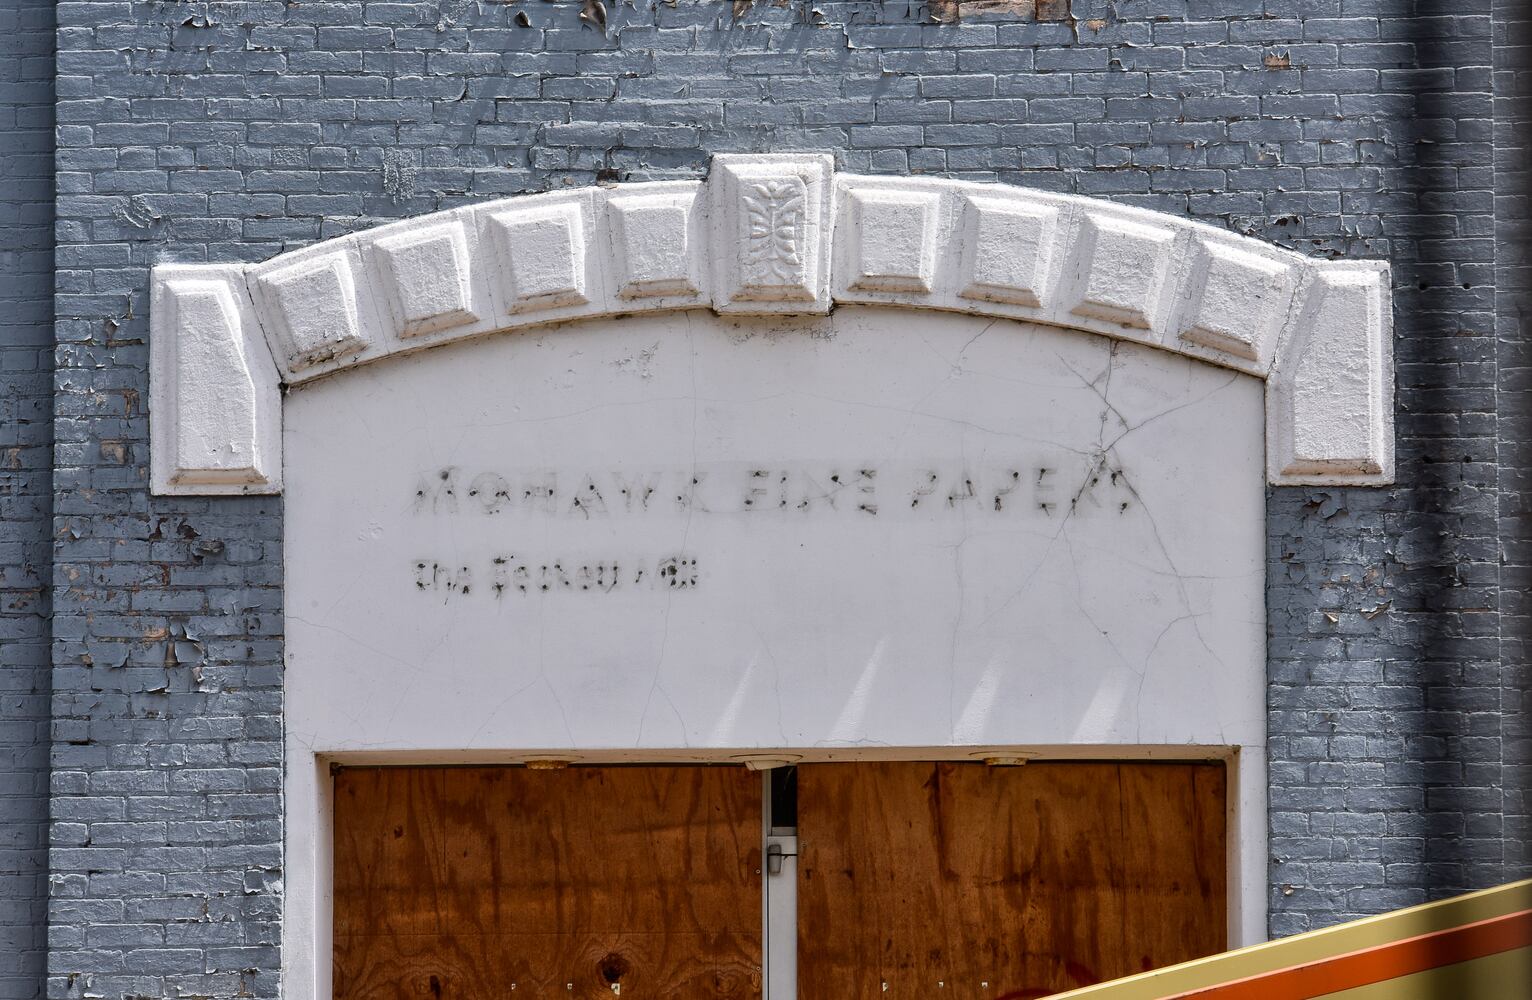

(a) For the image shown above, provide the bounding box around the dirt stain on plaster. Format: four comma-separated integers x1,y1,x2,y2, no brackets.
611,341,661,380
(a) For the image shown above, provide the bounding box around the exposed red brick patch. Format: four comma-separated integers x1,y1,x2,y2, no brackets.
929,0,1042,24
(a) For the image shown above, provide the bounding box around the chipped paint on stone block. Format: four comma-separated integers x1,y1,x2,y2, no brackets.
252,251,369,372
369,220,480,339
841,185,941,294
605,183,707,303
1063,212,1179,335
484,198,593,313
1267,262,1394,485
1177,240,1295,371
957,194,1059,309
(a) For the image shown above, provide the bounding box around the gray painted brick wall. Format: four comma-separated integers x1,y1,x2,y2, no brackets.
1493,0,1531,884
32,0,1532,992
1,1,53,998
1264,0,1524,928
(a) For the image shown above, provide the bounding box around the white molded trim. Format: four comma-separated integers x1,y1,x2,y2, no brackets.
149,153,1396,492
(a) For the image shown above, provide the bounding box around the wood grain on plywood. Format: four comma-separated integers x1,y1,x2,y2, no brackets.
333,765,763,1000
796,761,1226,1000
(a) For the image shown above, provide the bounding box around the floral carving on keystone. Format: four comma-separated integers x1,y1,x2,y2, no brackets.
742,178,807,289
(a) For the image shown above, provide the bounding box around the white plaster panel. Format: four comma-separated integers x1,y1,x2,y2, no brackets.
370,220,479,339
252,250,370,372
841,186,940,294
605,183,707,304
149,265,281,494
1063,212,1180,337
711,154,834,313
286,307,1264,757
1267,262,1394,484
957,194,1060,309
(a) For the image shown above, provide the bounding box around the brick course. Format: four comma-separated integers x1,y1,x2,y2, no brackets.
1,1,53,998
18,0,1532,993
1493,0,1532,883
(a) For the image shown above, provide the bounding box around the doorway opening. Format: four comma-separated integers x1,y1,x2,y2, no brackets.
332,760,1226,999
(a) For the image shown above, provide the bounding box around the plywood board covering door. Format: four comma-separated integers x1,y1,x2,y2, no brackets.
796,761,1227,999
333,765,763,1000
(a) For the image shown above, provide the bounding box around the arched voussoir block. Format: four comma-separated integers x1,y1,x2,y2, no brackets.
149,153,1393,495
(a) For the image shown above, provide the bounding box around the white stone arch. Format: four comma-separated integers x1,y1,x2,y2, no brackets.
150,153,1393,495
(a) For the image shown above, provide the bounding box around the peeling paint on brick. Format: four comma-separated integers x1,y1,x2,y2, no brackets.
1,2,53,997
1035,0,1068,21
928,0,1040,24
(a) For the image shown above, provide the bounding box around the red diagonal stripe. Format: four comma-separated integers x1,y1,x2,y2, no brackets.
1164,908,1532,999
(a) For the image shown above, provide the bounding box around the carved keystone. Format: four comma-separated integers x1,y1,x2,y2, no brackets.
711,154,834,313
